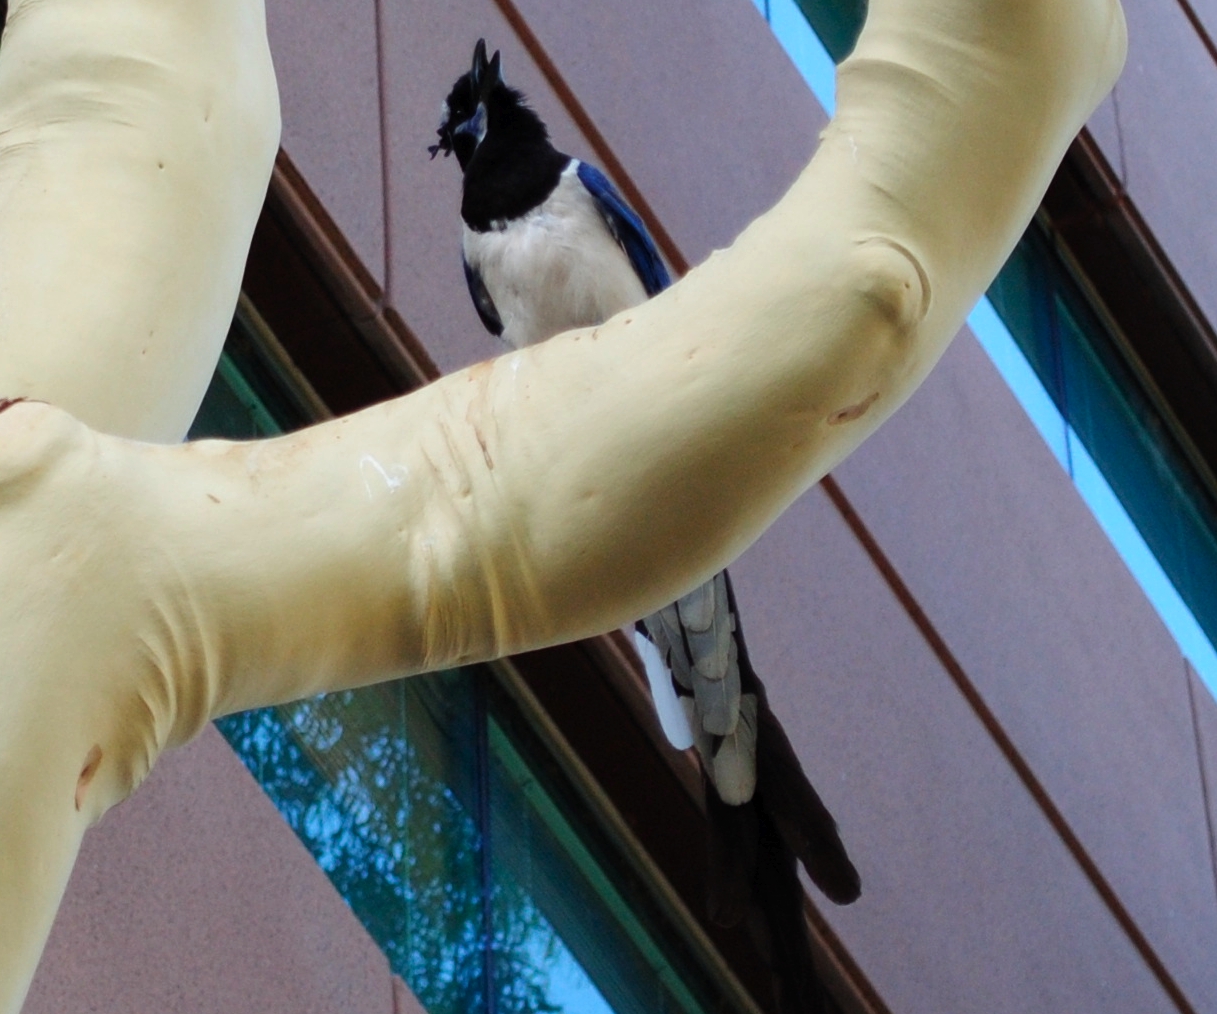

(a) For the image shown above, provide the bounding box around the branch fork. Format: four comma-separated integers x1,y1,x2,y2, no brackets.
0,0,1126,1008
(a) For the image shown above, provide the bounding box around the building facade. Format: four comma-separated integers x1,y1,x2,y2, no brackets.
22,1,1217,1012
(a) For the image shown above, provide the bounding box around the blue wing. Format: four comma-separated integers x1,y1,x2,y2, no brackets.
576,161,670,297
463,255,504,337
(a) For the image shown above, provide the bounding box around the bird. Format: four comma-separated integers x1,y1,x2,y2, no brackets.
431,38,859,1010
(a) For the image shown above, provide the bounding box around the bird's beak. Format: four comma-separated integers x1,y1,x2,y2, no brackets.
428,126,454,160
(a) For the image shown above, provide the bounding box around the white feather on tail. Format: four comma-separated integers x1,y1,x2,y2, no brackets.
632,626,695,749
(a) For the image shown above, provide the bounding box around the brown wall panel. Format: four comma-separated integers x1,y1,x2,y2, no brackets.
1107,0,1217,330
502,0,823,263
267,0,387,287
1190,661,1217,902
831,331,1217,1009
730,485,1178,1014
24,727,413,1014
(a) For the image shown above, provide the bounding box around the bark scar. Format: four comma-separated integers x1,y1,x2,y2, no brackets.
828,391,880,426
75,745,104,811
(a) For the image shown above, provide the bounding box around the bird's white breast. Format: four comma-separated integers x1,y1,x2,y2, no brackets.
462,162,650,348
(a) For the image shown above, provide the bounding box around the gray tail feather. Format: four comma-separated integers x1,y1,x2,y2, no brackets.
699,573,860,1013
639,563,860,1006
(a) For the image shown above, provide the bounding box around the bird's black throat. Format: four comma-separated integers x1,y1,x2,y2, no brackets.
460,90,570,233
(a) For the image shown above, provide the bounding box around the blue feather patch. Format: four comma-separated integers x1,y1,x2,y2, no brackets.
463,255,504,336
576,161,671,297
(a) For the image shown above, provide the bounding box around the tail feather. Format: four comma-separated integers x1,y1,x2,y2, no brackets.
674,576,716,630
707,774,838,1014
632,623,694,749
645,572,742,736
704,779,759,928
650,604,693,688
637,567,861,1012
697,691,757,805
678,572,732,684
751,805,836,1014
723,570,862,906
691,659,741,738
756,694,861,904
683,572,740,734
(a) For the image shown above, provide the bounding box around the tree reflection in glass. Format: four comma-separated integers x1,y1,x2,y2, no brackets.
217,669,566,1014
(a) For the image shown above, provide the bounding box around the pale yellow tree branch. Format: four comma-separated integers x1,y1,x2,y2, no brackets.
0,0,1126,1009
0,0,279,440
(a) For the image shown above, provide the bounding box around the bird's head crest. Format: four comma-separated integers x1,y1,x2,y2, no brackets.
469,38,504,98
428,38,505,167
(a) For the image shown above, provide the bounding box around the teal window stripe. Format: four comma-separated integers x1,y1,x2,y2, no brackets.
984,231,1217,692
211,673,720,1014
487,716,705,1014
188,352,284,440
790,0,866,62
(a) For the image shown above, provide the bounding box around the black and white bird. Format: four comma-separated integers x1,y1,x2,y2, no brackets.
431,40,859,1009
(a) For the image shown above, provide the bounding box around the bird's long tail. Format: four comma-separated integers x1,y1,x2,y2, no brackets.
630,566,860,1013
635,570,860,904
753,680,861,905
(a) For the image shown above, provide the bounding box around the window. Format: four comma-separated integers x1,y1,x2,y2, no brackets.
213,670,722,1014
986,222,1217,685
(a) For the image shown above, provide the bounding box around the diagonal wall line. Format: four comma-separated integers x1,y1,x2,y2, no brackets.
373,0,393,302
1176,0,1217,69
820,474,1197,1014
1184,660,1217,910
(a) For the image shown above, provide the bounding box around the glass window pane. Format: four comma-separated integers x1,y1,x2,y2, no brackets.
216,673,489,1013
487,713,708,1014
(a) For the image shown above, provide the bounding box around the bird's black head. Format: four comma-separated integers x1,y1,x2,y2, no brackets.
428,39,505,170
429,39,568,229
428,39,555,174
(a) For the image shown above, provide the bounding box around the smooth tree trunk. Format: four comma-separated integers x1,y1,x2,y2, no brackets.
0,0,1126,1009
